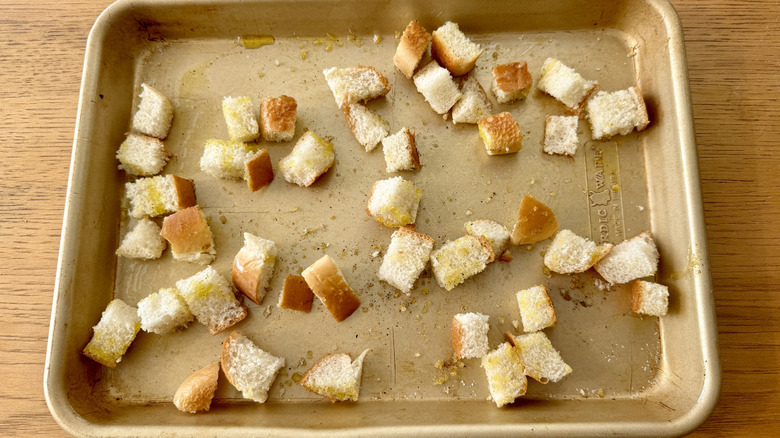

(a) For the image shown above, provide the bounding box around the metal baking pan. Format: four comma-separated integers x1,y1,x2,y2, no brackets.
45,0,720,435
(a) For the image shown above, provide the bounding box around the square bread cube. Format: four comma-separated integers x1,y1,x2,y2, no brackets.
131,83,174,139
279,131,335,187
137,287,194,335
510,194,559,245
366,176,423,227
491,61,533,104
452,74,493,124
116,133,170,176
465,218,510,260
543,229,612,274
481,342,527,407
378,226,434,294
82,299,141,368
125,174,196,218
594,231,659,284
221,331,285,403
260,95,297,142
176,266,247,335
451,312,490,359
508,332,572,383
478,112,523,155
586,86,649,140
430,235,494,291
516,285,557,332
278,275,314,313
430,21,483,77
536,58,598,110
222,96,259,142
543,115,579,156
245,149,274,191
200,139,256,180
393,20,431,79
382,128,421,173
302,255,361,322
115,217,167,260
160,205,216,264
632,280,669,316
232,232,278,305
323,66,391,106
413,62,463,115
342,101,389,152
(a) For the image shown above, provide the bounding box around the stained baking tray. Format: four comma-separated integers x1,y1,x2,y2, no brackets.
45,0,720,436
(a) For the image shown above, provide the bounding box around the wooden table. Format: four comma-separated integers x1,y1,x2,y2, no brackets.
1,0,777,435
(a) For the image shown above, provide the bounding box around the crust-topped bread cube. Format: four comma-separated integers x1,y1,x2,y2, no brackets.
222,96,259,142
260,95,297,142
232,232,278,305
176,266,247,335
160,205,216,264
543,229,612,274
341,101,390,152
279,131,335,187
278,274,314,312
382,128,421,173
366,176,423,227
116,133,170,176
511,194,559,245
200,139,256,180
430,235,494,291
481,342,527,407
413,62,463,115
131,83,174,139
516,285,557,333
478,112,523,155
245,148,274,191
465,219,510,260
430,21,483,77
378,226,434,294
173,362,220,413
543,115,579,156
593,231,659,284
451,312,490,359
115,217,167,260
82,299,141,368
631,280,669,316
137,287,194,335
221,331,285,403
300,349,370,402
302,255,361,322
507,332,572,383
393,20,432,79
323,66,391,106
536,58,598,110
125,174,196,219
452,74,493,124
491,62,533,104
586,86,649,140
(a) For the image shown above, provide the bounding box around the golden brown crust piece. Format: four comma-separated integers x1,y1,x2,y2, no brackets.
450,317,467,359
402,129,421,169
245,149,274,192
160,205,213,255
478,112,523,155
492,62,533,95
278,274,314,312
393,21,432,79
220,332,241,388
173,362,220,413
260,95,297,142
302,255,360,322
171,175,197,209
511,194,559,245
631,280,646,314
475,234,496,263
232,253,261,305
631,86,650,131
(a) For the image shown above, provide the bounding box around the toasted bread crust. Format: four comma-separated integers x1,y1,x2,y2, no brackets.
260,95,297,141
232,252,261,304
631,280,645,314
220,332,242,388
173,362,220,413
630,86,650,131
302,255,360,322
450,317,466,358
492,62,533,93
160,205,213,255
278,275,314,312
171,175,197,209
478,112,523,155
475,234,496,263
245,149,274,192
401,129,421,169
511,194,559,245
394,21,432,78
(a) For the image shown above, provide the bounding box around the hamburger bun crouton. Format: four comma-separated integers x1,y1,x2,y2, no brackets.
511,194,559,245
393,20,432,79
222,96,259,142
631,280,669,316
516,285,557,333
491,62,533,104
465,218,510,261
160,205,216,264
451,312,490,359
382,127,421,173
125,174,196,219
478,112,523,155
232,232,278,305
481,342,527,407
200,139,256,180
413,62,463,115
543,229,612,274
536,58,599,111
586,86,649,140
543,115,579,156
278,274,314,312
302,255,361,322
366,176,423,228
506,332,572,383
245,148,274,191
131,83,174,139
173,362,220,413
82,299,141,368
452,74,493,124
593,231,659,284
137,287,194,335
341,101,390,152
260,95,297,142
430,21,483,77
115,217,167,260
279,131,335,187
116,133,170,176
323,66,391,106
430,235,494,291
221,332,285,403
378,226,434,295
300,349,370,402
175,266,247,335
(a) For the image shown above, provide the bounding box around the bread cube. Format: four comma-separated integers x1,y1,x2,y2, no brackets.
160,205,216,264
232,232,278,305
221,331,285,403
481,342,527,407
200,139,256,180
478,112,523,155
222,96,259,142
279,131,335,187
586,86,649,139
82,299,141,368
516,285,557,333
491,62,533,104
393,20,431,79
125,174,196,219
543,115,579,156
174,362,219,413
277,274,314,312
382,127,421,173
465,218,510,260
137,287,194,335
115,217,166,260
508,332,572,383
452,74,493,124
300,349,369,402
260,95,297,142
131,83,174,139
431,21,483,76
511,194,559,245
378,227,434,294
245,148,274,191
323,66,391,106
366,176,423,227
302,255,361,322
176,266,247,335
342,101,389,152
116,133,170,176
536,58,598,110
451,312,490,359
413,62,462,115
544,229,612,274
594,232,659,284
430,235,494,291
631,280,669,316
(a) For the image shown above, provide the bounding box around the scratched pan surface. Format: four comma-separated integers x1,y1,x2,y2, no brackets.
45,0,719,436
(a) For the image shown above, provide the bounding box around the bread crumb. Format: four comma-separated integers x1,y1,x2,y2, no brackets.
374,35,382,44
299,51,307,60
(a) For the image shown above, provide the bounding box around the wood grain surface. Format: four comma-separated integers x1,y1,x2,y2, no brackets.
0,0,778,436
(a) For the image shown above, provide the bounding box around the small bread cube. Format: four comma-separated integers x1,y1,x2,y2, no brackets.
125,174,196,219
222,96,259,142
510,194,559,245
452,74,493,124
323,66,391,106
543,229,612,274
430,21,483,77
82,299,141,368
176,266,247,335
232,232,278,305
491,62,533,104
245,148,274,191
260,95,297,142
137,287,194,335
586,86,649,139
300,349,369,402
632,280,669,316
430,235,494,291
341,101,389,152
451,312,490,359
516,285,556,333
366,176,423,228
174,362,220,413
543,115,579,156
508,332,572,383
278,274,314,312
131,83,174,139
413,62,463,115
481,342,527,407
302,255,361,322
465,219,510,260
478,112,523,155
116,133,170,176
221,332,285,403
378,226,434,294
393,20,432,79
200,139,256,180
279,131,335,187
537,58,598,110
115,217,167,260
593,232,659,284
160,205,216,264
382,128,421,173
